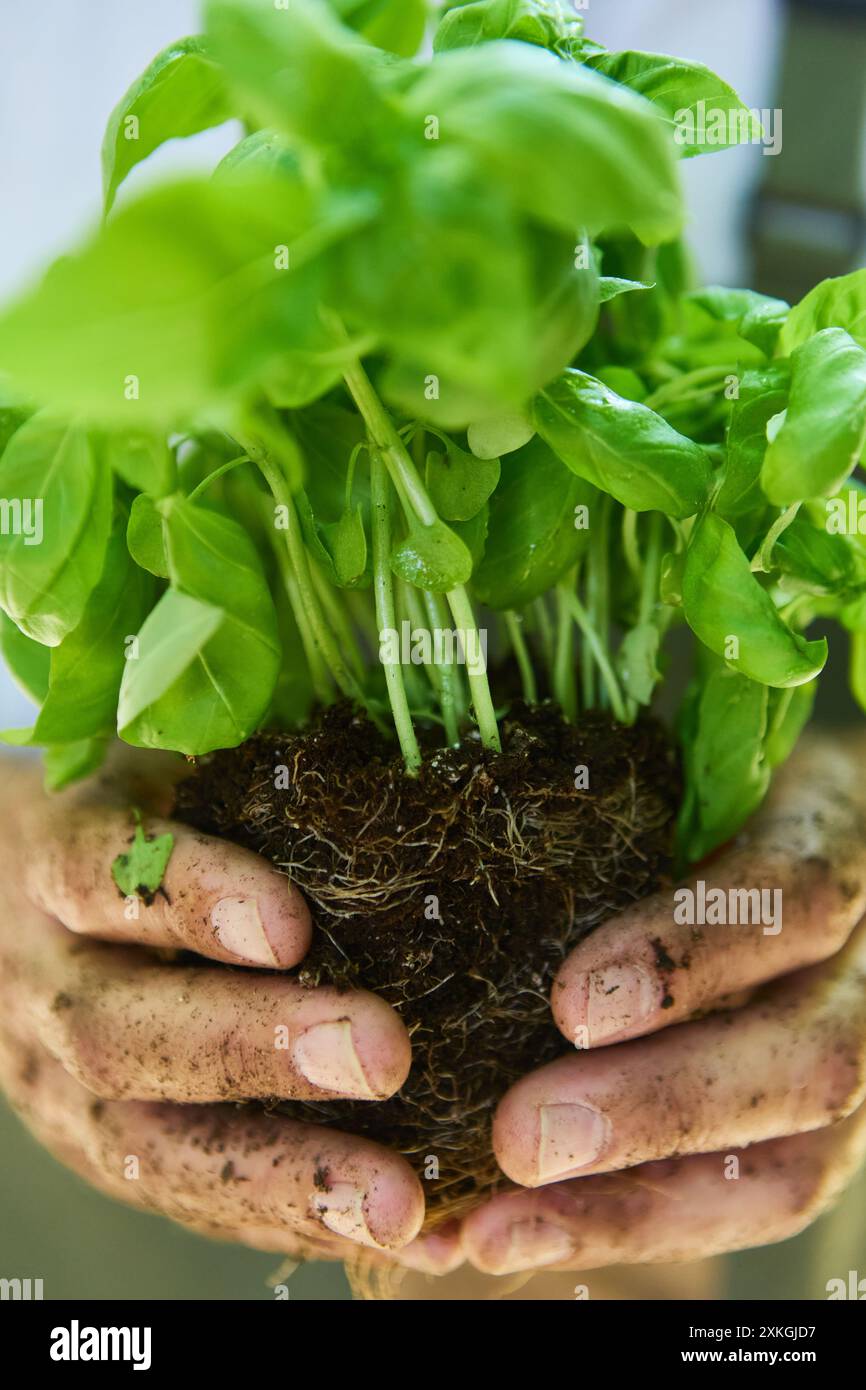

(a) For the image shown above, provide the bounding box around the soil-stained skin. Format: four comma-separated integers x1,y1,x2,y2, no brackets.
4,731,866,1268
0,1014,422,1255
176,701,679,1225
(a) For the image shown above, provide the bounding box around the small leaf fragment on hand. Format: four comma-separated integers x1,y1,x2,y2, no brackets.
111,810,174,903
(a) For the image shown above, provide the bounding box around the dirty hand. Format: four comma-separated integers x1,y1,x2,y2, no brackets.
0,751,448,1270
5,735,866,1284
458,733,866,1276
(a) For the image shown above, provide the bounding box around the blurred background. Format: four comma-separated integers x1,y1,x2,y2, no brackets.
1,0,865,1300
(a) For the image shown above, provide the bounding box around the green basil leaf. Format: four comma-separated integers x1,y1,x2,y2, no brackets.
680,665,770,862
843,584,866,633
595,234,669,357
293,404,369,520
337,149,535,411
682,513,827,687
127,495,169,578
764,683,816,769
296,489,341,585
599,276,653,303
215,129,301,180
119,496,280,752
595,366,647,401
325,505,368,587
687,286,789,356
527,226,601,393
385,220,600,429
534,369,711,518
779,268,866,355
616,623,661,705
0,414,112,646
762,328,866,505
473,436,594,609
43,737,110,792
162,493,280,627
0,611,49,703
381,364,501,433
378,228,598,429
0,402,31,460
117,589,224,732
434,0,585,57
773,514,858,596
716,364,789,520
37,525,153,740
205,0,394,148
587,50,763,158
300,494,370,590
217,132,376,412
467,411,535,460
348,0,428,56
404,43,682,244
452,503,489,571
0,177,331,428
263,355,348,412
102,36,233,215
819,481,866,559
6,521,155,745
111,813,175,899
99,431,176,497
426,441,500,522
391,519,473,593
851,628,866,714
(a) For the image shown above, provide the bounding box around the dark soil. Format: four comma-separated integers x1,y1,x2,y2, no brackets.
175,702,679,1226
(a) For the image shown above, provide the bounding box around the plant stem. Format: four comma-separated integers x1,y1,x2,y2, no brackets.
639,512,663,626
187,454,250,503
400,581,450,727
751,502,801,574
620,511,666,724
346,587,381,662
412,425,427,473
644,364,737,413
560,588,628,723
423,589,463,746
370,451,422,774
554,581,578,721
622,508,641,582
261,498,333,704
505,611,538,705
343,358,501,752
402,582,439,692
343,361,437,524
254,453,363,705
590,496,612,708
395,579,433,712
579,562,595,710
582,495,612,709
284,572,333,703
532,596,555,679
344,442,367,512
446,584,501,751
310,560,366,684
768,686,794,741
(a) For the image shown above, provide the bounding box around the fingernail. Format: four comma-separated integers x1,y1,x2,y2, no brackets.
292,1019,377,1099
500,1218,575,1272
576,964,657,1044
310,1183,380,1248
538,1102,608,1182
212,897,278,966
